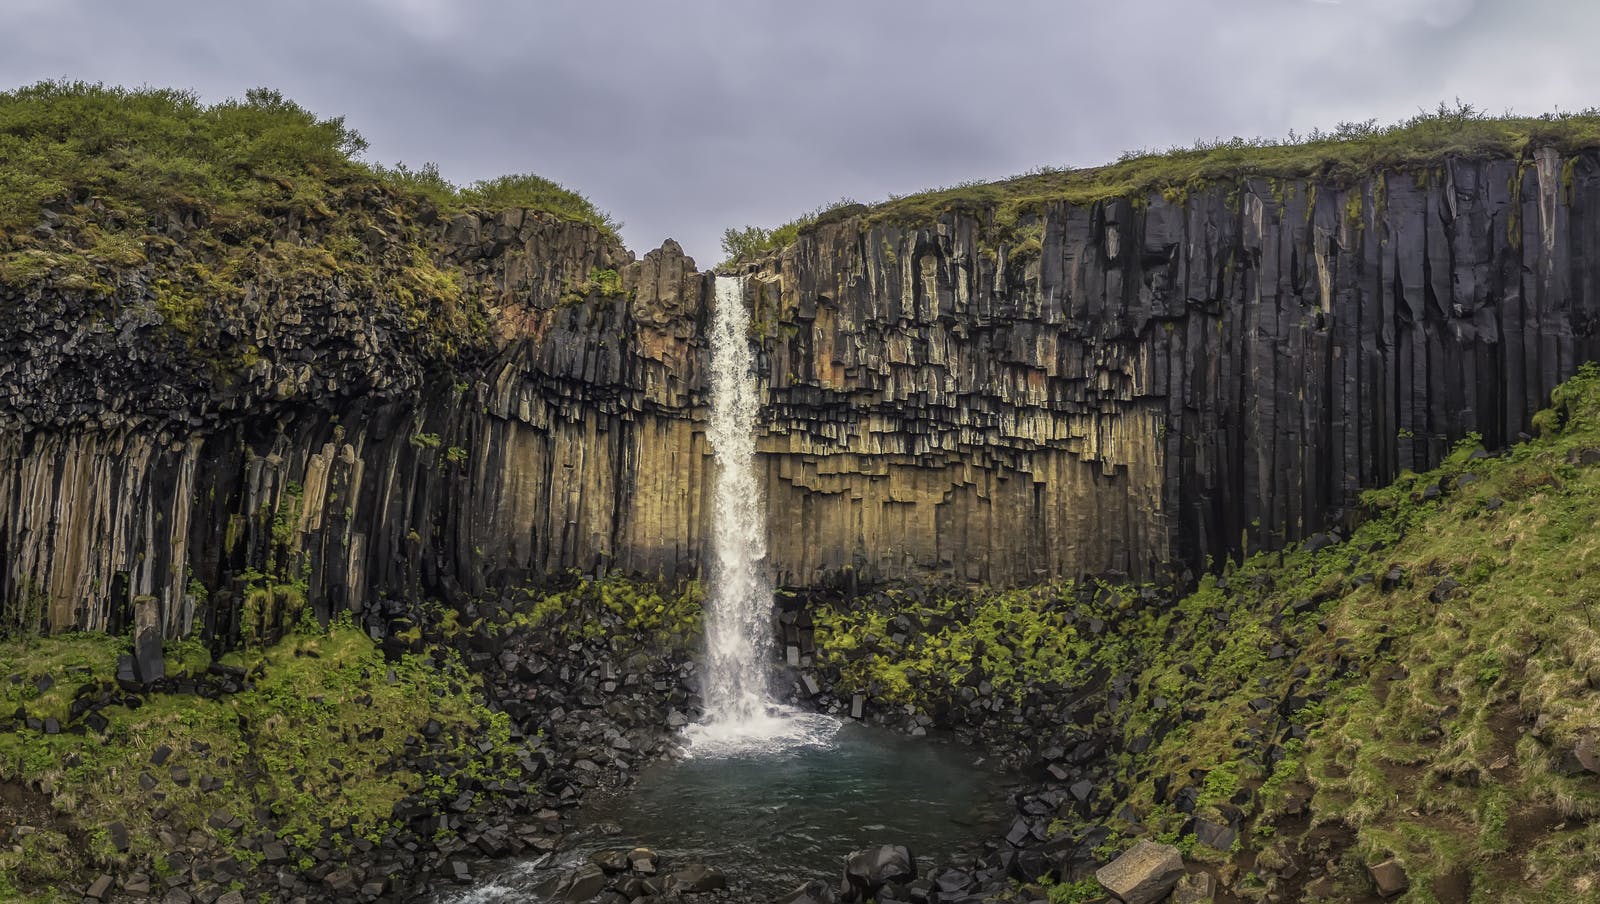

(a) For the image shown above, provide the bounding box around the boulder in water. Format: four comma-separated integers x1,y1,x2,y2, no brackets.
843,845,914,900
560,863,609,901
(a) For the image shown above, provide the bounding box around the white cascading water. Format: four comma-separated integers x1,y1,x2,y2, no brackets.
701,274,772,722
685,276,837,756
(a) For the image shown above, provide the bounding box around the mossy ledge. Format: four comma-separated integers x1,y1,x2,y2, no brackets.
721,101,1600,263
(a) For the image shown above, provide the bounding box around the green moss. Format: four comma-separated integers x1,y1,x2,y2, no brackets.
1107,362,1600,898
559,267,629,306
0,621,521,894
450,173,620,237
503,574,704,649
812,580,1137,709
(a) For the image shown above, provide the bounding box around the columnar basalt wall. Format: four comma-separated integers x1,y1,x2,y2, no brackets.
745,148,1600,580
3,149,1599,641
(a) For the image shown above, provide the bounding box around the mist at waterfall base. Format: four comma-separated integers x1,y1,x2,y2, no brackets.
441,277,1009,901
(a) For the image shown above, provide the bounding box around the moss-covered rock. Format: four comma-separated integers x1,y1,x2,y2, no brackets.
0,619,524,899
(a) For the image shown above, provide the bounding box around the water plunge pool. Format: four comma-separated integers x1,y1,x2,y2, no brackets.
447,720,1010,901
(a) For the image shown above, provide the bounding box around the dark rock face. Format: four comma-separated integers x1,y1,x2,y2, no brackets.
6,150,1600,635
742,149,1600,584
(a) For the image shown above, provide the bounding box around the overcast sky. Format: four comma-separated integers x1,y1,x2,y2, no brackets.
2,0,1595,265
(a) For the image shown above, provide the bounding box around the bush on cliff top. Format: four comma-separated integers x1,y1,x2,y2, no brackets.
0,81,619,378
0,80,619,239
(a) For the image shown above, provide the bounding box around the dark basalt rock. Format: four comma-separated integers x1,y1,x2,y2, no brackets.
663,863,726,893
779,879,839,904
843,845,915,901
9,152,1600,642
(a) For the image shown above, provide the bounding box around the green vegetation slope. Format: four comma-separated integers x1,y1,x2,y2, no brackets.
0,620,521,902
815,364,1600,902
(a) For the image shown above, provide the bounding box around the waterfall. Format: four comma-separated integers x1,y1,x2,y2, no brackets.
701,274,772,724
686,276,838,755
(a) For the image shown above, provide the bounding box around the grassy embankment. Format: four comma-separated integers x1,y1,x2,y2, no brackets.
816,364,1600,902
0,620,520,903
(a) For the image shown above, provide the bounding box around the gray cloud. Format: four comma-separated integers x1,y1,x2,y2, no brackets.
1,0,1594,263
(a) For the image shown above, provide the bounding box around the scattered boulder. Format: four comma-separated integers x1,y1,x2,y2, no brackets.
1369,858,1410,897
627,846,659,874
1574,731,1600,774
1094,841,1184,904
84,875,114,901
1193,818,1236,851
132,595,166,684
842,844,914,900
1170,871,1216,904
561,863,609,901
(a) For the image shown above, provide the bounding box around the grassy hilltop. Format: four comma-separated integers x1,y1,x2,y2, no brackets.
0,81,619,370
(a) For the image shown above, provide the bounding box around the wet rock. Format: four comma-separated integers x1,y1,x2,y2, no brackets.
561,863,610,901
663,864,726,893
627,847,659,874
844,845,914,900
779,879,839,904
1094,841,1184,904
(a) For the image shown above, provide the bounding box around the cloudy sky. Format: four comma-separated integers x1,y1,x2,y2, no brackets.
1,0,1595,264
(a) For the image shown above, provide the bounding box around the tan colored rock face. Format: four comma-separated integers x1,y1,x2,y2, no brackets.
5,151,1600,638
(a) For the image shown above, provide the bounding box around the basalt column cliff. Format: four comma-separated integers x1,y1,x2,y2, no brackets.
3,150,1599,638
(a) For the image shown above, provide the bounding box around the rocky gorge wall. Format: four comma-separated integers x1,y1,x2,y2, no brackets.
744,147,1600,583
4,148,1600,640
